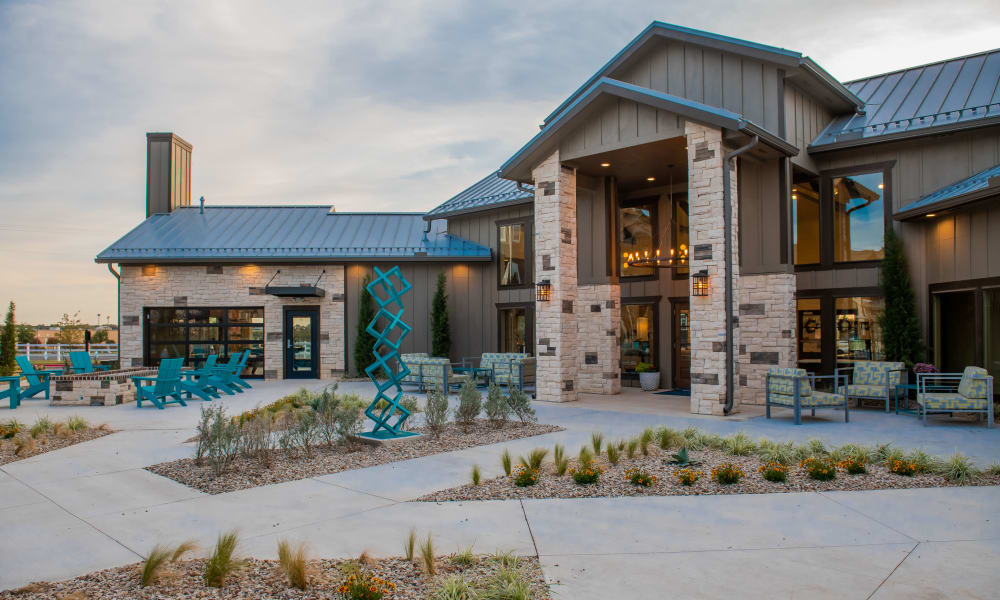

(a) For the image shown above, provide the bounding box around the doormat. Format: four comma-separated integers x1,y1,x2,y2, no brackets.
655,388,691,396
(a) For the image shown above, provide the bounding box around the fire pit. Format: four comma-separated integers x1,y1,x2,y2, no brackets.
51,367,158,406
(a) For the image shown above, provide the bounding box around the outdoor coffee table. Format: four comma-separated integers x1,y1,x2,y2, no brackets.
454,366,494,387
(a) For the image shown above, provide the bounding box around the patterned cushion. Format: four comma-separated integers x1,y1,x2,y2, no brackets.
769,390,844,407
839,383,890,398
918,392,988,410
957,366,989,399
482,353,532,385
767,367,811,397
852,361,905,387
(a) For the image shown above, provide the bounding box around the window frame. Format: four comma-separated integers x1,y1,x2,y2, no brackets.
793,288,883,374
618,196,659,281
620,296,660,375
143,306,265,377
496,302,534,355
671,192,690,280
928,275,1000,378
496,217,533,290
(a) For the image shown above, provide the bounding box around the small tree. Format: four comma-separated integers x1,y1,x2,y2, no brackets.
91,329,110,344
353,275,377,377
878,227,924,366
431,272,451,358
16,324,36,344
0,302,16,376
55,312,84,344
455,378,482,432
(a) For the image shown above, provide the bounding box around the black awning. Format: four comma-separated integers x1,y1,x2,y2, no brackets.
264,286,326,297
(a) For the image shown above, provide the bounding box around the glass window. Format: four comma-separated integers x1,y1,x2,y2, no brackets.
499,306,531,354
832,172,885,262
793,174,821,265
834,297,884,368
672,196,689,278
145,307,265,376
228,308,264,324
797,298,822,370
986,289,1000,386
620,201,656,277
498,222,529,287
621,303,655,371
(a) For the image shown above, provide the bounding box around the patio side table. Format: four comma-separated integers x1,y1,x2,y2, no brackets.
454,366,494,387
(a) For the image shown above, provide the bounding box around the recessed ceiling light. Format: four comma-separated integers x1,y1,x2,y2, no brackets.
791,194,798,200
600,162,611,167
878,183,884,190
926,213,936,217
646,176,656,182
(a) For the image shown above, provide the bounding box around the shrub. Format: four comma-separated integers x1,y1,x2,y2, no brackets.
759,462,788,482
424,386,450,437
511,465,538,487
837,458,867,475
591,432,604,454
638,428,655,455
625,438,639,459
553,444,568,475
723,432,756,456
507,387,536,424
1,418,23,439
987,463,1000,476
625,467,657,487
471,464,481,486
29,417,53,438
676,468,702,486
431,272,451,358
483,383,510,426
805,438,827,456
203,530,246,588
831,443,873,465
906,449,937,474
197,405,241,477
606,444,620,465
140,540,196,587
455,379,482,432
419,534,436,575
451,545,476,567
886,459,916,476
656,427,682,450
577,446,594,469
879,226,924,364
13,433,36,456
756,439,796,465
519,447,548,471
491,550,521,569
283,410,319,456
338,569,396,599
570,465,601,485
711,463,745,485
939,452,976,483
353,275,377,376
501,449,512,476
239,411,276,462
801,457,837,481
481,565,531,600
434,575,475,600
277,539,309,590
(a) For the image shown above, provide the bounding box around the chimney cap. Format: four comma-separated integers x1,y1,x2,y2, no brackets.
146,132,192,151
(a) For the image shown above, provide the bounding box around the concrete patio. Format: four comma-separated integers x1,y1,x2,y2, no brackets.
1,380,998,598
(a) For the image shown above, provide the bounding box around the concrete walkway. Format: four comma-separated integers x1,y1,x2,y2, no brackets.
2,381,998,597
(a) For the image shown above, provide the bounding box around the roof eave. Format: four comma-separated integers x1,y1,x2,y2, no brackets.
94,254,493,265
739,121,799,156
798,57,865,112
423,195,534,221
894,186,1000,221
809,116,1000,154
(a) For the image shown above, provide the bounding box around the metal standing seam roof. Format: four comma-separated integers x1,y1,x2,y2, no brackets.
895,163,1000,219
424,171,534,220
95,208,492,263
811,49,1000,150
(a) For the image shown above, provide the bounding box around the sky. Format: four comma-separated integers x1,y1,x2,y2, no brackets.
2,0,999,325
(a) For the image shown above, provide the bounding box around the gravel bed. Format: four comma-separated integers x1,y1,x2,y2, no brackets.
418,445,1000,501
1,555,551,599
148,421,563,494
0,427,112,466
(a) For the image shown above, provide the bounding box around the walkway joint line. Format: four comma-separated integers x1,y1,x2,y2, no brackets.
519,499,540,558
866,542,919,599
817,491,919,542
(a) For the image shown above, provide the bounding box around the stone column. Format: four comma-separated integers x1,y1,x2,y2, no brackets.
576,284,621,395
533,151,579,402
737,273,797,404
685,122,738,415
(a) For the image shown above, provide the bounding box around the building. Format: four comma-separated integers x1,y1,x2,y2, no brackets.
97,22,1000,414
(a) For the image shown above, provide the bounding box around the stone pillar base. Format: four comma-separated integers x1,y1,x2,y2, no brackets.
576,284,622,395
737,272,797,405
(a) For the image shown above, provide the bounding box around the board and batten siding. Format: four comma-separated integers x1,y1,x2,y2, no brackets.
738,155,790,274
577,173,613,285
560,98,685,160
785,83,832,172
924,201,1000,285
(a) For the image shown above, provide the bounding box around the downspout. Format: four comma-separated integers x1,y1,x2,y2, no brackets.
107,263,121,368
722,135,758,415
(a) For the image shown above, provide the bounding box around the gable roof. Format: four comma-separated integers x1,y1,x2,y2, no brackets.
95,208,491,263
811,49,1000,151
543,21,862,126
500,77,798,182
424,171,533,220
895,163,1000,220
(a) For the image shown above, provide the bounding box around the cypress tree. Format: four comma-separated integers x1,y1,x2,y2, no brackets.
353,275,377,376
0,302,16,376
431,272,451,358
877,227,924,365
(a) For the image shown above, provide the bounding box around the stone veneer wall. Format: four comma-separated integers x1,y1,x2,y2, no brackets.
51,367,156,406
576,284,622,395
737,273,797,405
533,151,579,402
119,264,345,379
685,121,739,416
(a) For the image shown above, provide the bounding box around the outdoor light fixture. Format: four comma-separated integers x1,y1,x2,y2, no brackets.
692,269,710,297
141,265,157,276
646,176,656,182
536,279,552,302
600,162,611,167
926,213,936,217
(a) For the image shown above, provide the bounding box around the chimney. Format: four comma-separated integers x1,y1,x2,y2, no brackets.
146,132,192,217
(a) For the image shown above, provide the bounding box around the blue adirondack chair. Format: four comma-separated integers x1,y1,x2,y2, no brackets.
231,350,252,389
180,355,227,401
15,356,61,402
132,358,186,409
1,376,21,409
68,351,110,374
210,352,247,394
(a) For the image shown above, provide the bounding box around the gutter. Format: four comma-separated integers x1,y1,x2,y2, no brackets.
722,135,759,416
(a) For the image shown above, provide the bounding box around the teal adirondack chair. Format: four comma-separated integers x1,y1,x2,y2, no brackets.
180,355,227,401
210,352,247,394
15,356,61,402
132,358,186,409
68,351,110,374
1,376,21,409
231,350,252,389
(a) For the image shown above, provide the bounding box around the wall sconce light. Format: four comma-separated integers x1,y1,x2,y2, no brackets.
141,265,157,276
536,279,552,302
692,269,710,297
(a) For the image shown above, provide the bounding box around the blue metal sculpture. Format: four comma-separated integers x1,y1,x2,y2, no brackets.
359,266,420,440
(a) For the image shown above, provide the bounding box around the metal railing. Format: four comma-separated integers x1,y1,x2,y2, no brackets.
16,343,118,362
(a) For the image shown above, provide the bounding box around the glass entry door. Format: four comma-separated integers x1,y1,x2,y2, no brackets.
672,301,690,388
284,308,319,379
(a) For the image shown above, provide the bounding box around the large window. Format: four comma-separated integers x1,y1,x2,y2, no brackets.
672,195,689,278
833,172,885,262
621,302,656,372
931,279,1000,383
498,304,532,354
834,296,884,368
793,174,820,265
620,199,657,278
145,307,264,377
498,219,530,287
797,298,822,370
796,293,884,373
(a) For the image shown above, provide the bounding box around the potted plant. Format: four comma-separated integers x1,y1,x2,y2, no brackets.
635,361,660,391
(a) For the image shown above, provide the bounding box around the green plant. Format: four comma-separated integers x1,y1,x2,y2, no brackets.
801,457,837,481
65,415,88,432
492,550,521,569
906,449,937,474
676,468,702,486
667,447,700,466
759,462,788,482
830,443,873,465
571,465,600,485
0,302,15,377
29,417,53,438
203,530,246,588
353,275,377,376
139,540,196,587
13,434,36,456
591,432,604,454
986,463,1000,476
337,569,396,599
519,447,548,470
625,438,639,459
638,428,655,455
837,458,867,475
656,427,682,450
501,448,512,476
277,539,309,590
883,446,906,466
455,378,482,431
577,446,594,469
711,463,745,485
507,387,536,424
479,565,531,600
400,395,421,415
553,444,568,475
806,438,828,456
405,528,416,562
878,226,924,364
424,385,451,437
419,533,436,575
434,575,475,600
723,432,757,456
196,404,241,476
939,452,976,483
483,382,510,426
451,545,476,567
625,467,657,487
606,444,620,465
511,465,538,487
0,418,23,439
471,464,482,486
755,439,796,465
431,272,452,358
887,458,917,476
634,362,654,373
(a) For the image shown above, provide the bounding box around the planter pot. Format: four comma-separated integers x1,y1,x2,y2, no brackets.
638,371,661,391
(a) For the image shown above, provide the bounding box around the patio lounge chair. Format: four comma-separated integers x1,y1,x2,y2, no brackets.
68,351,111,374
1,376,20,409
178,354,225,402
478,353,535,389
917,366,994,428
835,360,906,412
14,356,61,402
209,351,249,394
397,355,471,391
132,357,186,409
765,367,849,425
230,350,252,389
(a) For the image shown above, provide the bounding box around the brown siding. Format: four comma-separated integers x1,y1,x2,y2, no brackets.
785,83,832,173
796,266,881,290
560,98,684,160
577,174,612,284
925,201,1000,285
739,155,788,274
